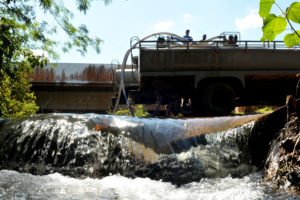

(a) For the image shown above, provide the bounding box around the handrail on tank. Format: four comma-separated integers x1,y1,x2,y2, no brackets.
139,39,298,50
113,32,187,117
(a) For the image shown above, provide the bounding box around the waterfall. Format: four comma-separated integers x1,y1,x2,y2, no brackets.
0,113,268,185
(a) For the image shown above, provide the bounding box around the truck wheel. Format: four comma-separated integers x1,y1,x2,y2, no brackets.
201,83,236,115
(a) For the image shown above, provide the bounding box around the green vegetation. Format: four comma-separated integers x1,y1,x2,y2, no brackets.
113,105,149,117
232,110,245,115
0,68,39,118
232,106,276,115
259,0,300,47
254,106,275,114
0,0,111,118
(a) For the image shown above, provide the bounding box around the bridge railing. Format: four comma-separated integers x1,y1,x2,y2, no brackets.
139,40,300,51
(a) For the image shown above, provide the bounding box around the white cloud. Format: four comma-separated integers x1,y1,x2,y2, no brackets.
183,13,194,22
152,20,175,31
235,9,263,31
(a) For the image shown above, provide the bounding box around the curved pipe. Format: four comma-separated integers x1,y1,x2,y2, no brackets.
113,32,188,117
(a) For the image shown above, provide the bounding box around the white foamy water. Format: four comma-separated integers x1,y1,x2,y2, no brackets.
0,170,298,200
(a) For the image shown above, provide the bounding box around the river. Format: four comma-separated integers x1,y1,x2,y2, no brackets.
1,170,299,200
0,114,299,199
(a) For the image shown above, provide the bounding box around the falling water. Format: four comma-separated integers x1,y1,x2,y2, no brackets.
0,114,299,199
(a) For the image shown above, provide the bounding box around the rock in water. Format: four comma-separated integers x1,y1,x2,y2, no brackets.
265,96,300,192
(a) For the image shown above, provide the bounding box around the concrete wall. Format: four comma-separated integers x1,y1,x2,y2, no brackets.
33,85,115,113
30,63,117,113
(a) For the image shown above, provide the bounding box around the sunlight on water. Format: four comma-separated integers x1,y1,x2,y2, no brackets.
1,114,300,199
0,170,299,200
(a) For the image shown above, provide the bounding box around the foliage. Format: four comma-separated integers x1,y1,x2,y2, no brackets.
259,0,275,18
259,0,300,47
0,68,39,118
0,15,43,118
261,14,286,41
113,105,149,117
1,0,112,57
232,106,276,115
0,0,111,118
254,106,275,114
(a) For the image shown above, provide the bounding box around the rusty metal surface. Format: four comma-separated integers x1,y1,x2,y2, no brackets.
29,63,116,83
29,63,117,113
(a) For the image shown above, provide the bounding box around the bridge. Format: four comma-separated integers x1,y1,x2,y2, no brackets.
29,63,117,113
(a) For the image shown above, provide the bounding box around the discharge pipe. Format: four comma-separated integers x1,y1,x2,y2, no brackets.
113,32,187,117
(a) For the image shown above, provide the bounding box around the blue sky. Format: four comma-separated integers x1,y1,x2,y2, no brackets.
48,0,295,64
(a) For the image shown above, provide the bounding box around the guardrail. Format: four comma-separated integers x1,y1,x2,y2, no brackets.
139,40,300,51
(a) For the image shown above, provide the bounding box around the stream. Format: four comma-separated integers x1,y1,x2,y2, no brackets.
0,114,299,199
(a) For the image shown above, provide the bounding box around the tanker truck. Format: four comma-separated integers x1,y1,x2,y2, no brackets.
116,32,300,115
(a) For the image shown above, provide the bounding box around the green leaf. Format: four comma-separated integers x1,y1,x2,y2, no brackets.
284,31,300,47
287,2,300,23
103,0,112,6
263,13,276,25
261,35,267,42
259,0,275,17
262,14,287,41
77,0,90,13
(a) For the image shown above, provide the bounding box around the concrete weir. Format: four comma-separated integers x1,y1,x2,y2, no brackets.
0,112,286,185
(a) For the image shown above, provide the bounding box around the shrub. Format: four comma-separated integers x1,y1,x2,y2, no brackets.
113,104,149,117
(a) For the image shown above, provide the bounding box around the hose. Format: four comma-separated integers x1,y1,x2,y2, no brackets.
121,48,135,116
113,32,187,117
130,36,140,83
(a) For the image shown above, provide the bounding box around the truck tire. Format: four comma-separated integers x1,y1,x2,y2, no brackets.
201,83,236,115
